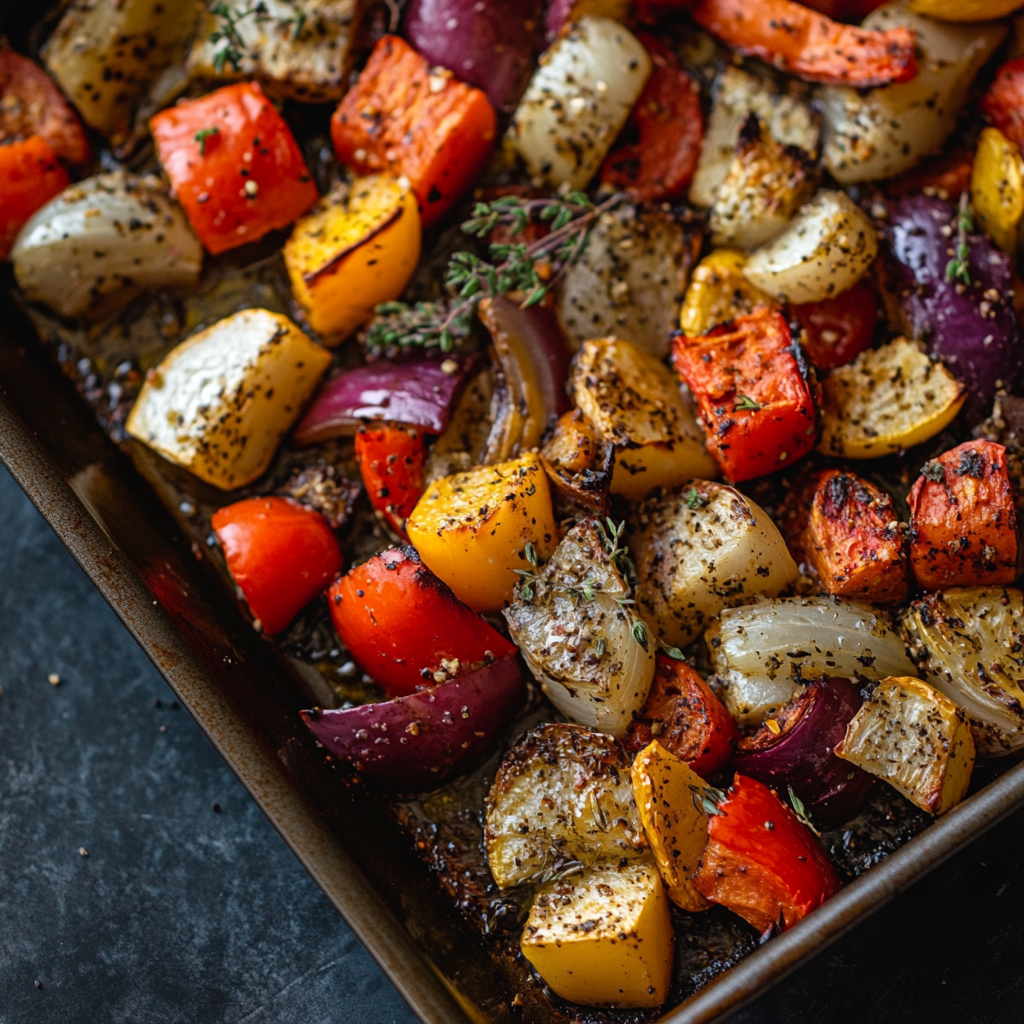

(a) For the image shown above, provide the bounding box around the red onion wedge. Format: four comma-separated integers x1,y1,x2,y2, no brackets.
294,353,478,445
301,656,524,790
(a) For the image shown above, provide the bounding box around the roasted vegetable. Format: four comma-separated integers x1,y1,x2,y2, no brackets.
631,740,711,911
546,0,631,39
886,146,975,202
355,425,426,540
504,518,655,739
805,470,909,604
508,16,651,190
734,677,873,826
539,410,616,519
572,336,717,499
406,452,557,612
707,596,917,725
819,6,1006,183
12,172,203,320
301,656,524,789
834,676,975,814
327,546,517,697
693,773,840,932
631,481,797,650
521,857,673,1009
911,0,1024,22
908,441,1018,591
743,189,878,304
790,276,877,372
556,202,700,358
125,309,331,490
904,587,1024,757
678,248,774,338
212,496,342,635
331,34,496,228
982,57,1024,152
626,657,738,779
817,337,967,460
284,176,421,344
672,307,817,483
971,127,1024,256
0,137,69,262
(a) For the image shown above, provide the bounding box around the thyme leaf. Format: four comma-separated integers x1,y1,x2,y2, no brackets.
944,191,974,287
788,785,820,836
684,487,709,510
734,393,762,412
194,126,220,155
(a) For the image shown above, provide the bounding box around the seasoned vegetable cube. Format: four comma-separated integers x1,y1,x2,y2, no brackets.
908,440,1018,591
834,676,975,814
354,424,427,541
672,307,817,483
970,127,1024,255
678,248,774,338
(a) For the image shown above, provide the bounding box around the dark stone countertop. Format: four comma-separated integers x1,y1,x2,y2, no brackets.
2,462,1023,1024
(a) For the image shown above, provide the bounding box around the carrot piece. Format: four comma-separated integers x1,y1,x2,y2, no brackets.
690,0,917,88
805,470,909,604
982,57,1024,153
672,307,817,483
909,440,1018,591
355,424,427,541
791,276,876,372
330,35,497,229
150,81,319,255
0,135,69,260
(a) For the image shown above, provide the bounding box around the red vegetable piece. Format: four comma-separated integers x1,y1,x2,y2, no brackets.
886,146,974,202
300,656,524,789
150,81,319,255
0,45,89,166
355,424,427,540
908,440,1018,591
330,35,497,229
791,277,876,372
212,496,343,636
982,57,1024,153
672,307,817,483
626,656,738,779
600,34,704,203
694,773,841,932
0,135,69,260
796,0,888,20
328,546,518,697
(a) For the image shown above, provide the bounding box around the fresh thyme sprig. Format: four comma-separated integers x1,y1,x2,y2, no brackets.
945,191,974,287
594,517,636,585
788,786,820,836
364,191,628,355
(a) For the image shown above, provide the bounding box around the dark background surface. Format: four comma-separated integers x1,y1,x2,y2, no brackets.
2,460,1023,1024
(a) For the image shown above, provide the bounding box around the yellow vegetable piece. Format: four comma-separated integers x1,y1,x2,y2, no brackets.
971,127,1024,255
630,741,710,912
284,175,421,345
818,337,966,460
407,453,557,612
521,858,674,1009
679,249,774,337
909,0,1024,22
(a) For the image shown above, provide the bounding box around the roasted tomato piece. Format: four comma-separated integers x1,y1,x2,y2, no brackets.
328,546,518,696
626,656,738,779
331,35,497,229
212,496,343,636
791,277,876,372
982,57,1024,153
150,81,319,255
355,423,427,541
672,307,817,483
0,135,69,260
805,470,909,604
909,440,1018,591
600,34,703,203
693,773,840,932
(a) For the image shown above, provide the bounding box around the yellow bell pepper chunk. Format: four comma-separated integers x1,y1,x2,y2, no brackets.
521,858,674,1009
284,175,420,345
407,453,557,612
971,127,1024,256
678,248,774,338
909,0,1024,22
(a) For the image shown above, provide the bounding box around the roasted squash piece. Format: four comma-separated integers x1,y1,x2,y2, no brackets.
971,127,1024,256
678,248,775,338
834,676,975,815
540,409,615,519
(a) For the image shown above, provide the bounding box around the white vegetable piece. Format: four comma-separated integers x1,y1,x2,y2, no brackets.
630,480,798,650
706,596,917,725
819,5,1007,184
508,16,651,190
12,173,203,320
504,519,655,739
690,65,820,210
743,189,878,304
125,309,332,490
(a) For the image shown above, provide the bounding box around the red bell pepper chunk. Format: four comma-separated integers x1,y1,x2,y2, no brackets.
212,496,343,636
330,35,497,229
355,424,427,541
600,34,704,203
150,82,319,255
672,307,817,483
791,276,876,372
328,546,518,697
626,656,738,779
0,135,69,260
982,57,1024,153
694,773,840,932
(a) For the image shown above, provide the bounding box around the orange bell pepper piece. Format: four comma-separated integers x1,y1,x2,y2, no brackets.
0,135,69,260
